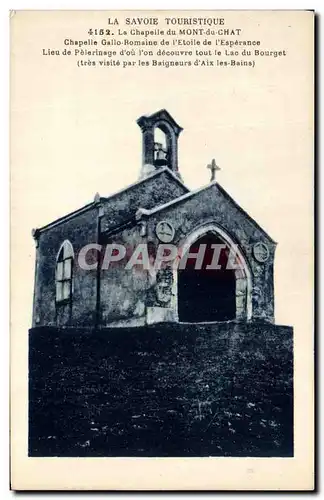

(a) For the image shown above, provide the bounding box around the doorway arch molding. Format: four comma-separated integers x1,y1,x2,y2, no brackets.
177,222,253,321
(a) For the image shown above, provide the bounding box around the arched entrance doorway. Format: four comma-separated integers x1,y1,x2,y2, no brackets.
177,228,251,323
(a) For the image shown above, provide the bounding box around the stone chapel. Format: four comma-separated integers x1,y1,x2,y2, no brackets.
32,109,276,329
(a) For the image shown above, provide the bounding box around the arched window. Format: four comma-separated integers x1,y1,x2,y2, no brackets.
154,126,169,166
56,240,74,304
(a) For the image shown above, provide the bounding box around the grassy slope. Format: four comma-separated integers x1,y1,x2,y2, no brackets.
29,322,293,457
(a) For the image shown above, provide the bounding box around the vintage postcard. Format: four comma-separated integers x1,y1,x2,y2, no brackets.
10,10,314,490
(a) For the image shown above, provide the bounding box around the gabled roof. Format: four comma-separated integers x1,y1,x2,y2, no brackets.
216,183,276,244
34,201,96,235
35,167,189,234
137,181,276,244
137,109,183,134
136,182,214,217
99,166,188,203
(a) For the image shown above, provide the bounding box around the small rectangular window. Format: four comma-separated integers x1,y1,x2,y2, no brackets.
56,262,63,280
63,281,70,300
56,282,63,302
63,259,72,279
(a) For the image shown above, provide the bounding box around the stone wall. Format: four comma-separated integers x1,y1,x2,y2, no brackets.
29,322,293,457
100,169,187,233
33,169,187,328
33,206,99,327
143,183,276,322
100,223,149,326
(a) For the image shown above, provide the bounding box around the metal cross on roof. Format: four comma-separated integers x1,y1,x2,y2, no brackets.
207,159,221,182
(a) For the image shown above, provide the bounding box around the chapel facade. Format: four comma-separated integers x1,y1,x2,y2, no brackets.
32,109,276,328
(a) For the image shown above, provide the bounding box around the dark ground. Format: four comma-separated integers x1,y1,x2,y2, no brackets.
29,322,293,457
